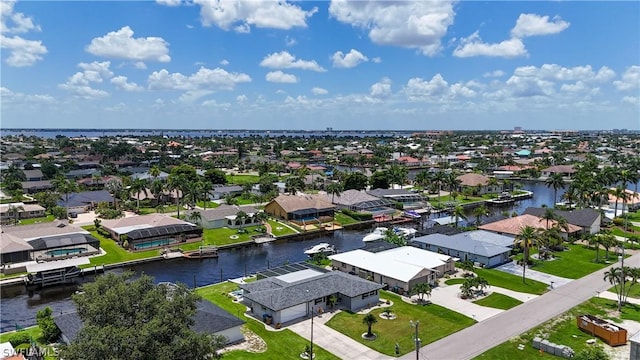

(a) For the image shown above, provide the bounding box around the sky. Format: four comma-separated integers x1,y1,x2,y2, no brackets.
1,1,639,131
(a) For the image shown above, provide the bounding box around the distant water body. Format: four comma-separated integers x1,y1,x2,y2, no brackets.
1,129,415,139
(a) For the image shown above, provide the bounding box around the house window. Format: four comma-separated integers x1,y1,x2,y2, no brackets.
314,298,323,304
369,290,377,296
362,293,369,299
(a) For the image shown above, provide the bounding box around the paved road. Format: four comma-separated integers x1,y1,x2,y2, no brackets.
402,253,640,360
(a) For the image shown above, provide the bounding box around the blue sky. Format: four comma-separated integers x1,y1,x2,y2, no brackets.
1,0,639,130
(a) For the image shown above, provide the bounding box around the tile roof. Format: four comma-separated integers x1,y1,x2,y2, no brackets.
456,173,490,187
479,214,582,236
267,194,335,213
2,221,87,240
101,213,188,230
522,207,600,227
185,204,259,222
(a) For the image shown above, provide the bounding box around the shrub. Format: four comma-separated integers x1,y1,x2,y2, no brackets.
8,332,31,347
613,218,624,226
341,209,373,221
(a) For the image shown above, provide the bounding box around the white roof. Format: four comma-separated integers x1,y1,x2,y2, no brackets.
0,342,15,358
26,257,90,273
276,269,323,283
329,248,445,282
111,224,153,235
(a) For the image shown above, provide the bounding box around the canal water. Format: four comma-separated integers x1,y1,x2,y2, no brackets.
1,180,636,332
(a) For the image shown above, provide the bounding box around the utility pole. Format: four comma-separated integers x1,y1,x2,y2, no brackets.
410,320,420,360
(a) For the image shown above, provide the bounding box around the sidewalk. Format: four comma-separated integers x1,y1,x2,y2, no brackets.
494,261,573,287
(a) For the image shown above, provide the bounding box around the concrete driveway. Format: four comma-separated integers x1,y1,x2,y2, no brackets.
494,261,572,288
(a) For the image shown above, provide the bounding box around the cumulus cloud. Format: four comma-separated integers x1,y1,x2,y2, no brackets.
236,94,248,103
194,0,317,32
0,1,46,67
86,26,171,62
371,57,382,63
220,59,229,66
505,75,555,98
614,66,640,91
265,70,298,83
370,77,392,98
405,74,449,99
332,49,368,68
514,64,616,83
329,0,455,56
453,32,527,58
147,66,251,91
156,0,182,6
621,96,639,105
110,76,144,92
311,87,328,95
483,70,505,78
511,14,570,38
0,86,54,104
260,51,326,72
59,61,113,99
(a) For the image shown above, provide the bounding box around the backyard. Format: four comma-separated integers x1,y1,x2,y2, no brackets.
17,215,55,225
325,291,475,356
0,326,57,360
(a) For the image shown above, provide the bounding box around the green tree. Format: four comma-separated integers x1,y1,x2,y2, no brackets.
187,211,202,225
326,182,343,203
343,172,368,191
515,226,539,283
36,307,61,343
410,283,432,304
52,176,78,218
33,191,59,211
452,205,467,228
204,168,227,185
545,173,565,207
472,205,489,228
285,176,305,195
362,313,378,337
369,171,390,190
129,178,149,212
572,345,609,360
59,272,226,360
459,260,475,275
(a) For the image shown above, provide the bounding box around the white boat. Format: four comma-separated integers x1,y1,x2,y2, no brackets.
362,227,388,242
395,227,418,238
304,243,336,256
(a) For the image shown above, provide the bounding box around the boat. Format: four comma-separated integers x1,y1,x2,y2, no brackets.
362,227,417,242
25,266,82,289
183,246,219,259
404,210,421,219
304,243,336,256
395,227,418,239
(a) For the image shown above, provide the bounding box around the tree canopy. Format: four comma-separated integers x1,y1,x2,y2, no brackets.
59,272,226,360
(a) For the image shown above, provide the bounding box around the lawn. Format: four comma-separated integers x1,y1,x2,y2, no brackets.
626,211,640,222
472,293,522,310
197,226,265,248
138,205,179,215
474,268,548,295
227,174,260,185
444,278,466,285
0,326,57,360
196,200,220,209
325,291,475,356
197,282,340,360
530,243,620,279
475,297,640,359
609,281,640,299
266,219,298,236
18,215,55,225
610,226,640,239
333,211,359,226
83,227,160,267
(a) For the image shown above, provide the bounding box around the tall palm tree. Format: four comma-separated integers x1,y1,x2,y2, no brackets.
545,173,565,207
187,211,202,225
236,210,248,228
6,204,24,225
540,208,557,230
452,205,467,228
167,174,187,219
604,266,626,311
472,205,489,228
129,178,149,211
362,313,378,337
326,183,343,203
149,165,161,180
52,176,78,218
609,186,625,217
105,178,123,209
515,226,539,283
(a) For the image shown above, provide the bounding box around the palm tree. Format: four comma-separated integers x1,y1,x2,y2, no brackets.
150,179,165,206
410,283,432,304
540,208,557,230
285,176,304,195
362,313,378,337
472,205,489,228
129,178,149,212
149,165,161,180
167,174,187,219
52,176,77,218
452,205,467,228
609,186,625,217
326,183,343,203
604,266,626,311
187,211,202,225
545,173,565,207
515,226,539,283
599,233,618,262
236,210,248,228
105,178,123,209
6,204,24,225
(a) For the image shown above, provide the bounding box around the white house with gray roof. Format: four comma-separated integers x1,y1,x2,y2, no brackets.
239,269,383,326
410,230,513,268
185,205,261,229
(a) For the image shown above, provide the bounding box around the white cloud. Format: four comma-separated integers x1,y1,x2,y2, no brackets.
405,74,449,99
511,14,570,38
514,64,617,83
329,0,455,56
134,61,147,69
111,76,143,92
371,57,382,64
285,36,297,47
220,59,230,66
311,87,328,95
621,96,639,105
156,0,182,6
614,66,640,91
59,61,113,99
179,89,213,104
194,0,317,32
86,26,171,62
236,94,248,103
147,67,251,91
265,70,298,84
260,51,326,72
0,86,54,104
483,70,505,78
505,75,555,97
0,2,46,67
332,49,368,68
453,31,527,58
370,77,392,98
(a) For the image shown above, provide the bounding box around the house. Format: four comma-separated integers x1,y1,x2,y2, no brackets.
100,214,202,250
264,194,335,225
329,246,456,291
21,180,53,194
185,205,261,229
455,173,499,195
23,169,43,181
239,264,383,325
479,214,582,240
1,221,100,266
0,202,46,223
411,230,513,268
54,299,244,345
211,185,243,200
57,190,114,214
326,189,393,215
522,207,601,234
367,188,428,210
541,165,576,179
608,188,640,215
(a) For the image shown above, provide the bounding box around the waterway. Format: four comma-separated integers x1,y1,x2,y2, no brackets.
1,180,637,332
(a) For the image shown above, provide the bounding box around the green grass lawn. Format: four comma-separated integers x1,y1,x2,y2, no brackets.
475,297,640,359
227,174,260,185
626,211,640,222
609,281,640,299
0,326,56,360
197,282,340,360
472,293,522,310
196,200,220,209
17,215,55,225
138,205,179,215
196,226,264,248
266,220,298,236
333,211,359,226
610,226,640,238
444,278,466,285
83,227,159,267
530,243,619,279
474,268,548,295
325,291,475,356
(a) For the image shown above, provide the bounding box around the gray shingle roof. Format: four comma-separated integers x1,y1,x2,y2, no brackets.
412,231,511,257
522,207,600,228
240,271,383,311
186,204,259,222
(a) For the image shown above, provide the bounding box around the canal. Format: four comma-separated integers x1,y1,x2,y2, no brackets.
0,180,634,332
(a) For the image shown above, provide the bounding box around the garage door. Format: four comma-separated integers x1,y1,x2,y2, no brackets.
280,303,308,323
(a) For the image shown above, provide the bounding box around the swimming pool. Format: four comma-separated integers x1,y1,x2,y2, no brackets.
45,248,87,257
134,238,176,250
